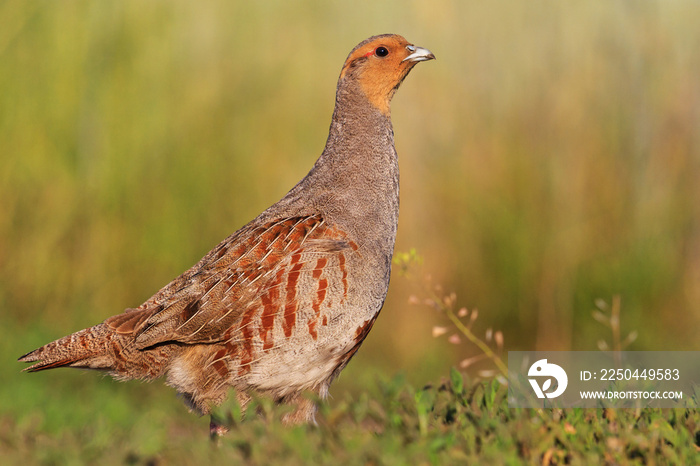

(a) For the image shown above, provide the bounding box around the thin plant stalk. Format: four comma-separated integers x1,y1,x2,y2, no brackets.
444,306,508,377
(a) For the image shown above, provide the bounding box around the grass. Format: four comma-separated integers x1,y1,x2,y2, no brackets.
2,1,700,464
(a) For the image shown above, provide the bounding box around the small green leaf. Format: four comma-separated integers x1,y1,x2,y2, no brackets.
451,367,464,395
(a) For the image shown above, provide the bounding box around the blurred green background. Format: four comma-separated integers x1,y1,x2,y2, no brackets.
2,0,699,456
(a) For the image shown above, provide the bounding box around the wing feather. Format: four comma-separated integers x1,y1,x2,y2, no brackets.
110,215,355,349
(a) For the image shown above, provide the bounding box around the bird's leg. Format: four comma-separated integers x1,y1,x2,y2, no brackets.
209,411,231,438
209,391,252,438
281,393,318,426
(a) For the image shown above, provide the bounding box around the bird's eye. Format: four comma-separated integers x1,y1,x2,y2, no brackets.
375,46,389,57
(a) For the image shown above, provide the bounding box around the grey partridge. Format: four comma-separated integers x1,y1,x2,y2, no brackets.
19,34,435,434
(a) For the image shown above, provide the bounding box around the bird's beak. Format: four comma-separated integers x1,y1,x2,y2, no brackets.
402,45,436,63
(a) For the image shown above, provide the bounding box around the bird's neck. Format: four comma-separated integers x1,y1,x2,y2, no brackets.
320,78,397,176
269,78,400,239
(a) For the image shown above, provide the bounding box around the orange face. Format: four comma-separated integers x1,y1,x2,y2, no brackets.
340,34,435,115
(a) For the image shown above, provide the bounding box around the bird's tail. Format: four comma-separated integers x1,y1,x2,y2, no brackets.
18,323,119,373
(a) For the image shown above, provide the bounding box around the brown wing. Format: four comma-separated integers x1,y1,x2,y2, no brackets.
105,215,356,349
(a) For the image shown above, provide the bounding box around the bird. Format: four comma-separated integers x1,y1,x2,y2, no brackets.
19,34,435,436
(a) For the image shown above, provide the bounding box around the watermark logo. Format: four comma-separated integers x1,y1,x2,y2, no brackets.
509,352,698,408
528,359,568,399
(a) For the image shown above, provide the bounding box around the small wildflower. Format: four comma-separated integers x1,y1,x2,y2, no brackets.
459,354,486,369
495,331,504,350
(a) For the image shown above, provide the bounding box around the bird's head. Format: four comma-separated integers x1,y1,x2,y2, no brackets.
339,34,435,115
